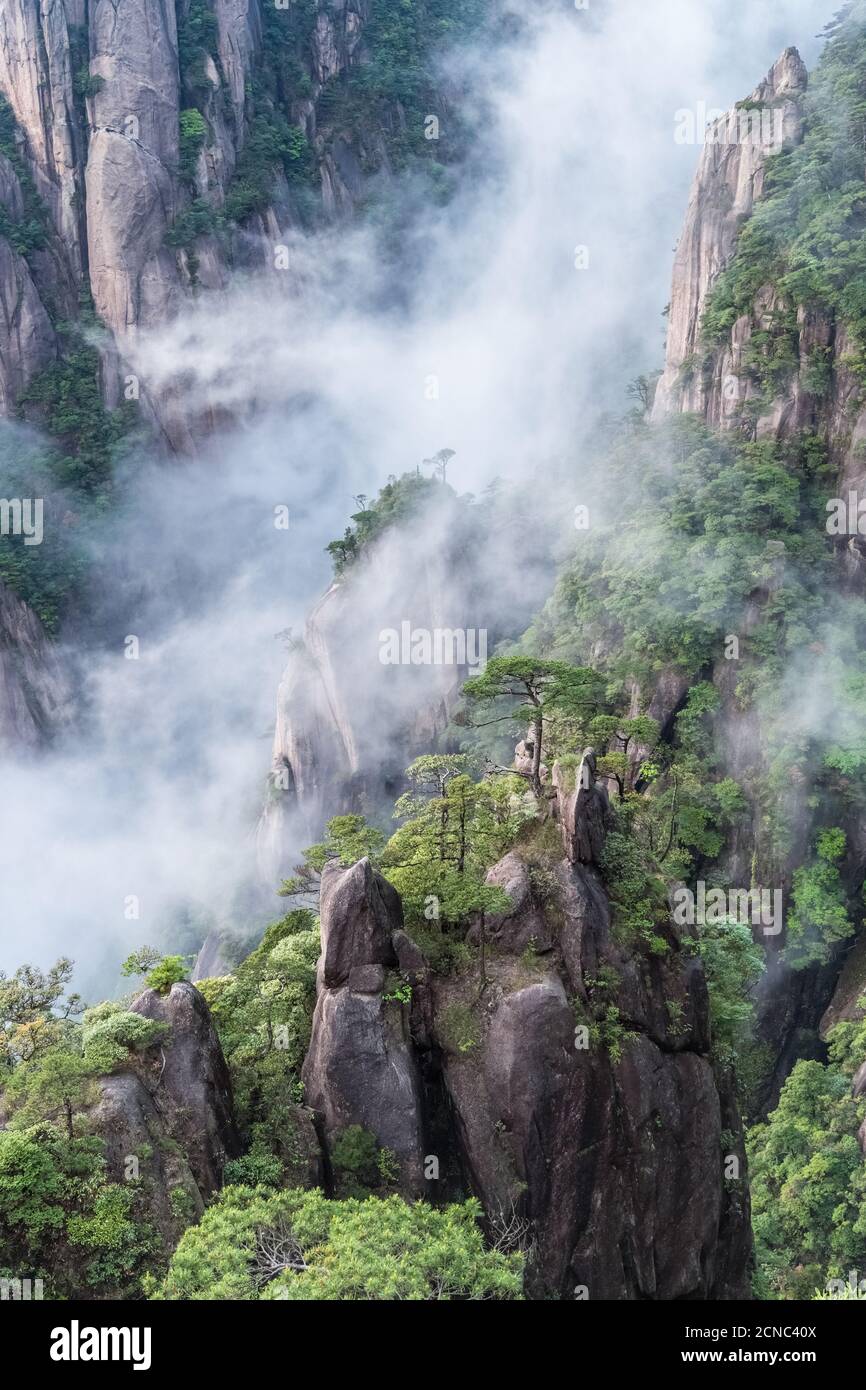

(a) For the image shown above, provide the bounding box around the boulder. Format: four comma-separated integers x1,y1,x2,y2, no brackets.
302,859,427,1197
429,843,746,1297
553,749,612,866
319,856,400,988
130,981,240,1196
476,852,553,954
87,1071,204,1253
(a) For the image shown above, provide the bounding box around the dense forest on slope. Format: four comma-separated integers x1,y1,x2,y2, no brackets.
2,0,866,1304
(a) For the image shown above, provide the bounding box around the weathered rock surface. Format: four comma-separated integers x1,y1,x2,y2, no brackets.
819,933,866,1039
0,153,57,409
85,0,183,338
640,44,866,1113
553,747,612,865
318,856,401,988
652,47,807,424
478,852,553,955
0,0,85,271
87,1070,204,1246
417,762,741,1297
302,857,427,1198
0,581,73,751
257,512,492,874
300,752,751,1297
191,929,234,982
130,980,241,1196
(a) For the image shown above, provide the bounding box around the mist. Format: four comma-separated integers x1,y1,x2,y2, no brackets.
0,0,834,995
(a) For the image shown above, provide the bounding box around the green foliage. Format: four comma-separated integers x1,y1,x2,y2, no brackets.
223,113,314,222
338,0,486,175
202,911,320,1185
0,1123,158,1298
163,196,219,250
382,756,525,931
785,828,855,969
19,340,138,495
696,919,766,1065
325,472,443,575
0,957,82,1057
4,335,137,625
176,0,220,98
748,1026,866,1299
4,1047,97,1137
73,67,105,100
81,1005,169,1073
535,418,829,688
599,802,671,954
330,1125,383,1197
438,1001,480,1055
463,655,605,796
151,1184,522,1301
278,816,387,901
121,948,189,993
179,107,208,184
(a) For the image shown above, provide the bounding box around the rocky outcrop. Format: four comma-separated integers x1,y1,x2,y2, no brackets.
318,856,402,988
652,47,807,424
0,0,85,272
0,581,73,751
302,857,428,1198
553,748,612,865
257,514,487,875
191,929,234,982
421,756,748,1298
87,1070,204,1248
646,42,866,1115
478,853,553,955
130,980,240,1196
85,0,183,338
300,762,751,1296
819,934,866,1039
0,154,56,410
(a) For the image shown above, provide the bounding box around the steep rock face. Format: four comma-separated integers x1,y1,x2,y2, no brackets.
0,580,73,751
820,934,866,1039
301,758,751,1297
644,46,863,1108
478,852,553,955
552,747,612,865
0,0,86,272
652,48,807,424
86,1071,204,1251
0,240,54,413
425,753,748,1298
85,0,183,338
0,153,57,409
214,0,262,137
130,980,241,1196
191,928,234,982
258,531,481,875
302,857,428,1198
